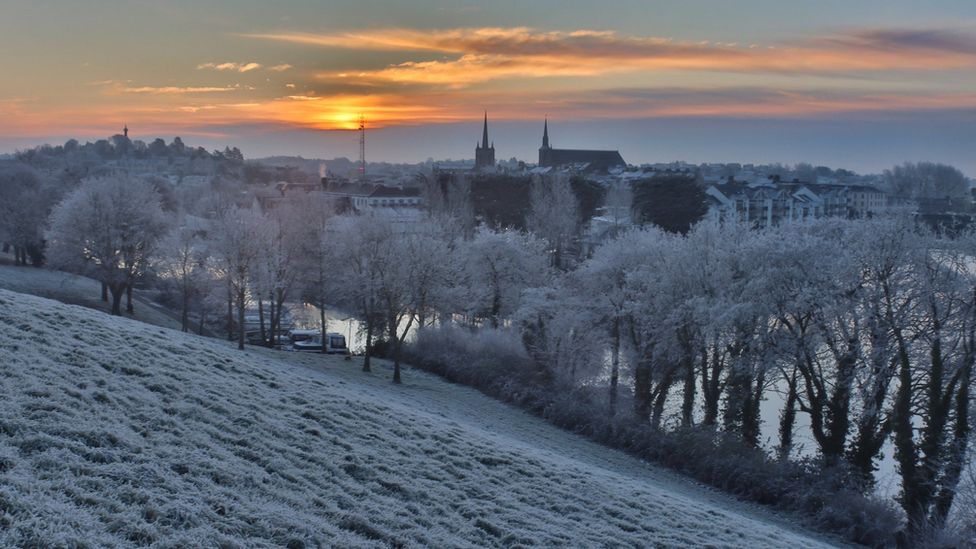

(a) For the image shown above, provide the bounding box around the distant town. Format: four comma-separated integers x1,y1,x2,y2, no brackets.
14,114,967,247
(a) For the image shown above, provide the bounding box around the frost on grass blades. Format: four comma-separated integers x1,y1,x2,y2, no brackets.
0,290,839,547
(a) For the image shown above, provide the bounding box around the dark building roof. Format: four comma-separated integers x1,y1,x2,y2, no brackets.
369,185,421,198
539,148,626,171
322,180,375,196
537,119,625,172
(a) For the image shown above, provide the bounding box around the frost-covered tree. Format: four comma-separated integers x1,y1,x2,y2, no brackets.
292,194,335,353
47,175,169,315
527,176,579,270
459,228,550,328
883,161,969,200
210,206,270,350
571,228,662,417
252,198,309,347
375,225,453,383
519,281,604,388
888,227,975,541
329,215,391,372
0,163,54,266
157,225,207,332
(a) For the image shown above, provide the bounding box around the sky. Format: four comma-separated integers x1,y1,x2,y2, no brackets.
1,0,975,173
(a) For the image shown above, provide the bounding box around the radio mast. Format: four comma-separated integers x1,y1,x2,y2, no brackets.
358,115,366,183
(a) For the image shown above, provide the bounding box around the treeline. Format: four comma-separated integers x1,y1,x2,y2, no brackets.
17,136,243,165
403,218,975,547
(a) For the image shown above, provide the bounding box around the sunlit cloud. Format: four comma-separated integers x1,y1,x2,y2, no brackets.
197,62,263,72
6,23,976,141
6,85,976,141
119,85,240,94
251,25,976,89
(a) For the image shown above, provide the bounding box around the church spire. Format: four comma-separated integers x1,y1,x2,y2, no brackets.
481,111,489,149
475,111,495,169
541,117,550,149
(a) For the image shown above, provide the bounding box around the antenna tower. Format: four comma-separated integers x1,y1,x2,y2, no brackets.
358,115,366,182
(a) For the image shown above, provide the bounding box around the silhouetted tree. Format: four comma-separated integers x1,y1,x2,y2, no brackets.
631,174,708,234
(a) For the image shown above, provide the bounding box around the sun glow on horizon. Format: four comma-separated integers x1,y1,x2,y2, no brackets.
2,2,975,167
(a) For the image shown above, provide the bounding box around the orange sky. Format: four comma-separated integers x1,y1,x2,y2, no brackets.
1,1,975,169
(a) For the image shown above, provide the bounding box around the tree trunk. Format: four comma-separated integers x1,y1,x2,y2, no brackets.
650,371,675,431
390,319,401,384
933,360,971,528
633,357,652,420
101,282,109,302
892,330,920,538
778,368,799,461
126,283,134,314
268,298,276,347
743,368,765,447
237,290,246,350
702,343,722,427
848,350,896,484
180,282,190,332
226,281,234,341
363,316,373,372
272,291,285,348
490,277,502,329
609,316,620,417
108,283,124,315
320,301,328,355
679,328,696,428
257,298,266,345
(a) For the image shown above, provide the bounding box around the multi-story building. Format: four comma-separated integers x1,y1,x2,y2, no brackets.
706,179,887,227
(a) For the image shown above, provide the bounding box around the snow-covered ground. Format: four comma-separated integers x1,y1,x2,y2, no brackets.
0,288,847,548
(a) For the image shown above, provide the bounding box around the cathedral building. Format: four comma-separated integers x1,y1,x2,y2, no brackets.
538,119,625,172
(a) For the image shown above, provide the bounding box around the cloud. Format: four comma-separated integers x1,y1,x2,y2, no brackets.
248,25,976,88
820,27,976,55
8,25,976,141
120,85,239,94
197,62,263,72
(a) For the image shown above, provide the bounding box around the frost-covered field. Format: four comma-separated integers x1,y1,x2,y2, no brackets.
0,289,844,548
0,258,182,332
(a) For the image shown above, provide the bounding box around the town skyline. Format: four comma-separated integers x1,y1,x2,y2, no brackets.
2,1,976,173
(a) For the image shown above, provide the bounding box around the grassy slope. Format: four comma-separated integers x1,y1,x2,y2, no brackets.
0,256,184,332
0,289,845,548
